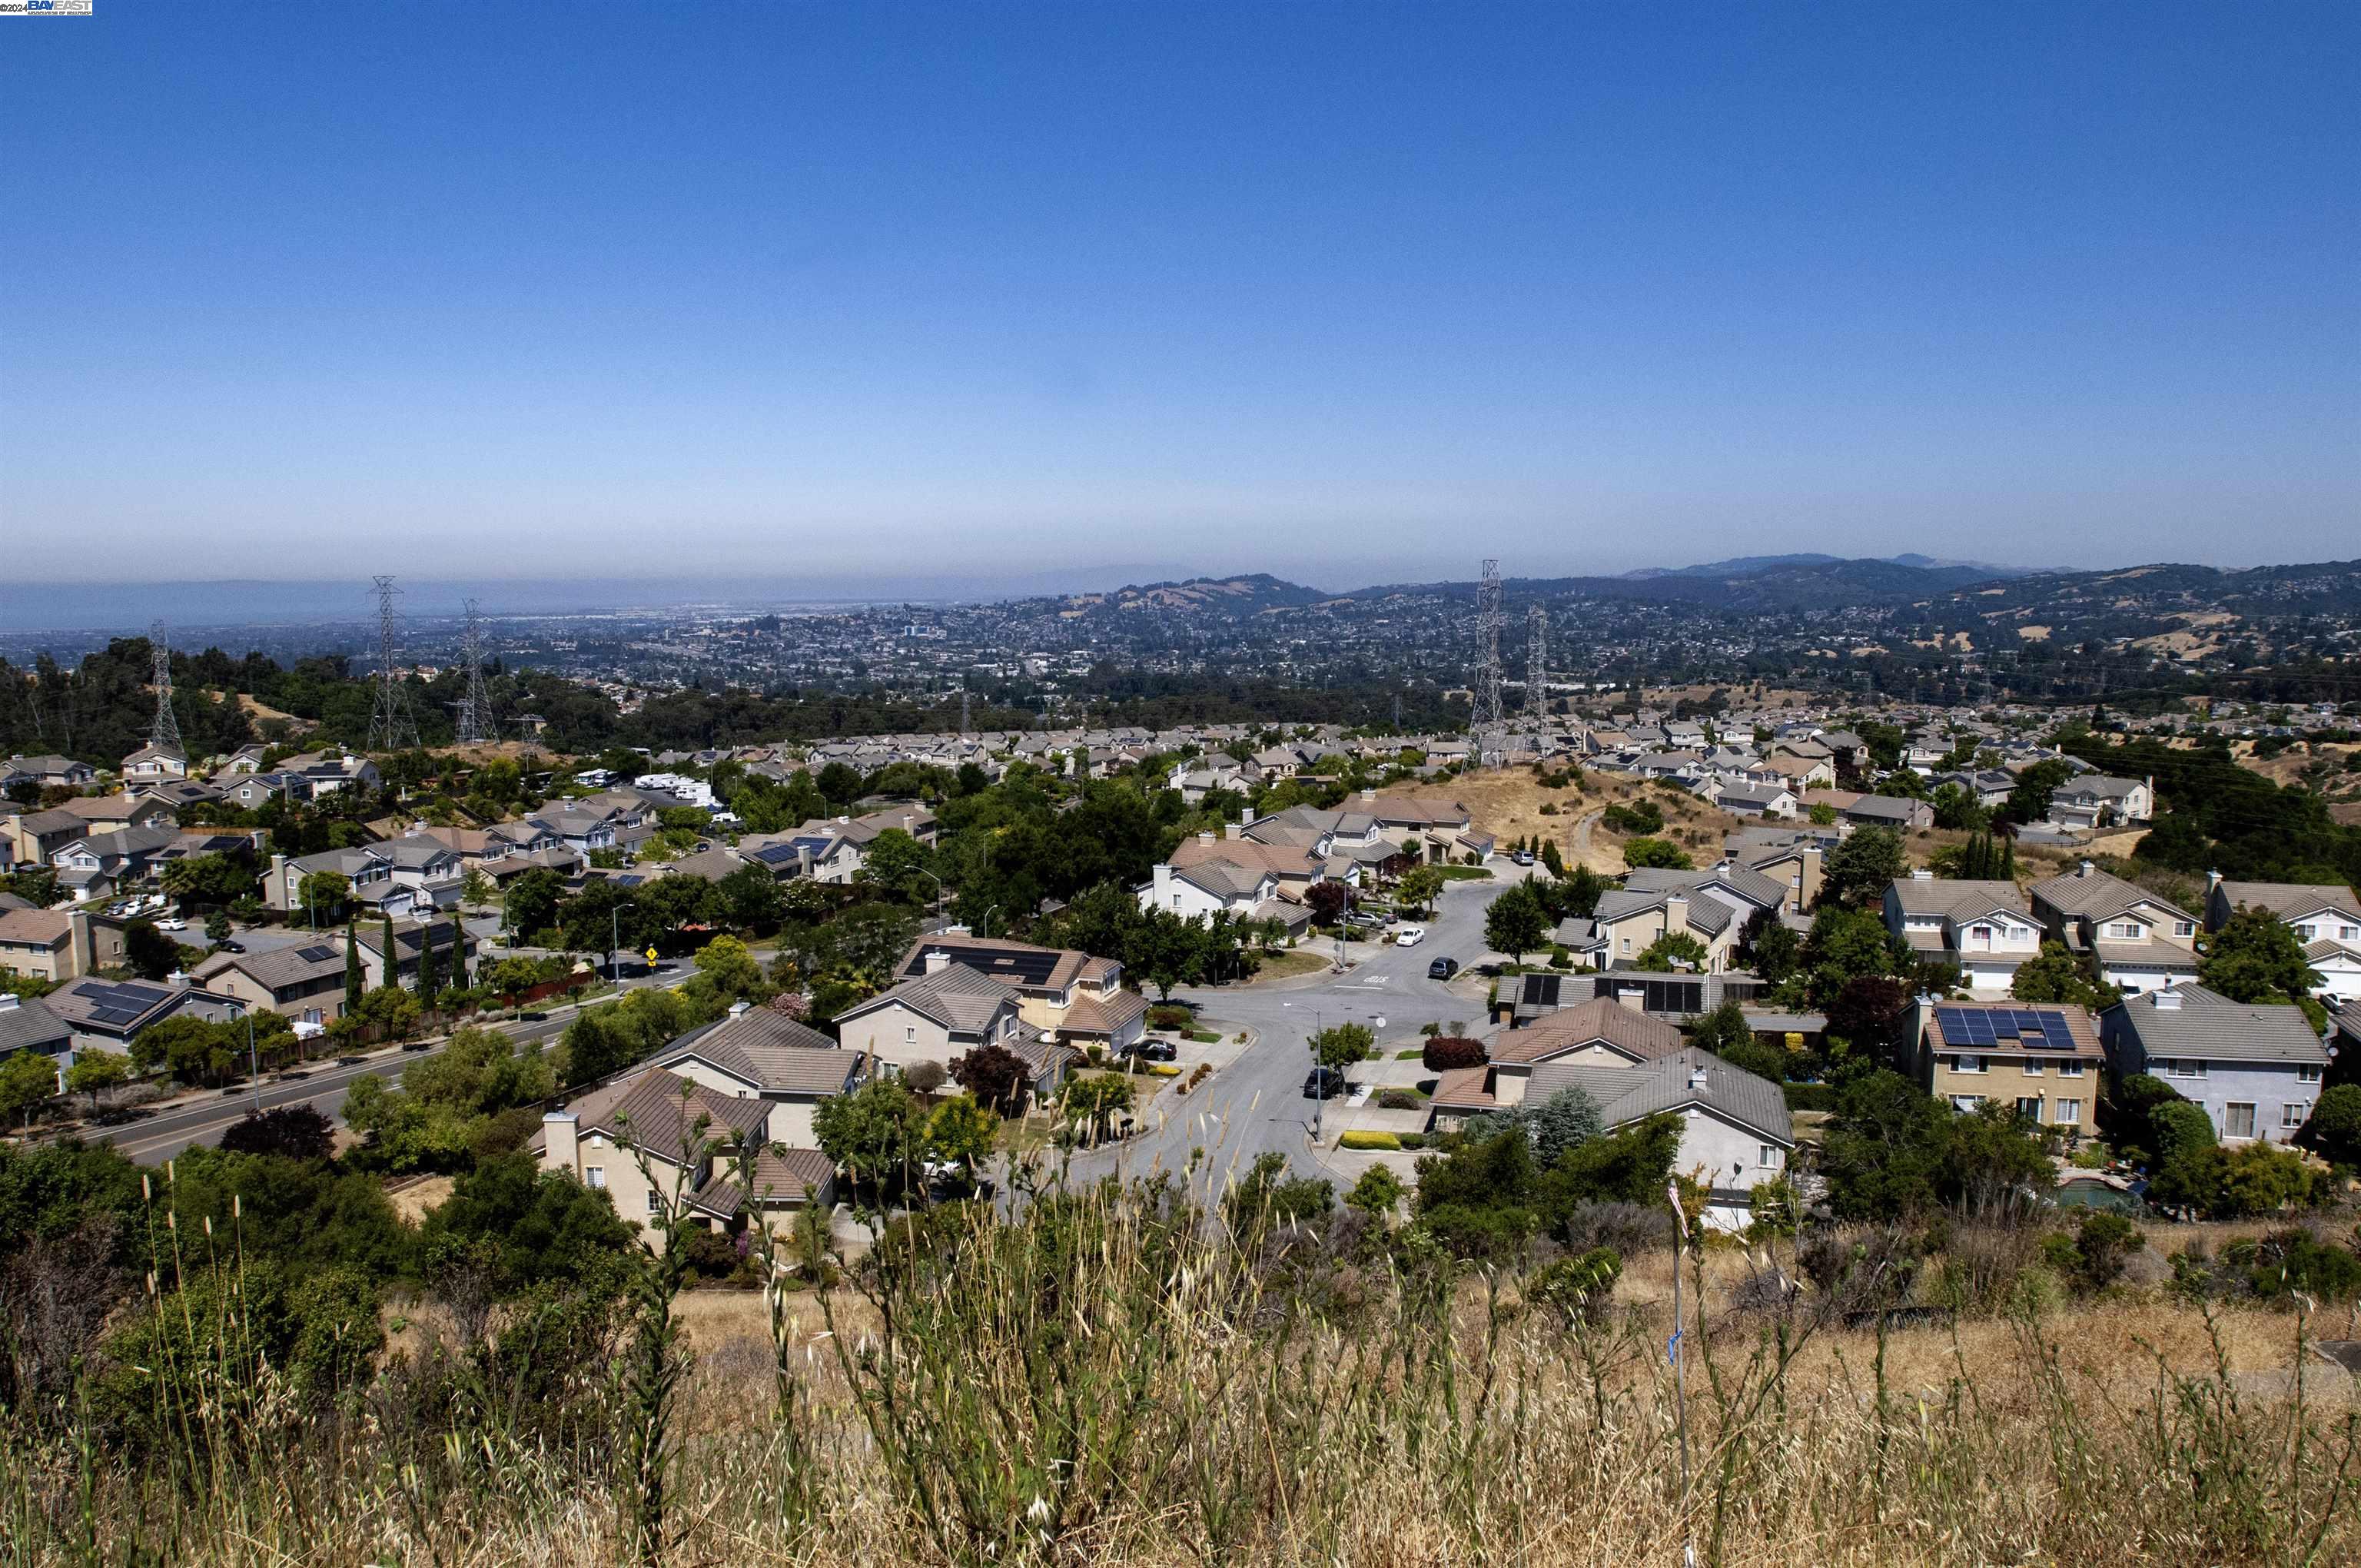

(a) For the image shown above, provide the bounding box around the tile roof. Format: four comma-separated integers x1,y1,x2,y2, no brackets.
1886,878,2033,922
2218,882,2361,922
0,996,70,1055
656,1009,861,1095
2108,984,2329,1066
1493,997,1685,1065
1526,1046,1792,1146
851,964,1018,1034
579,1069,774,1161
691,1147,837,1214
2031,866,2196,925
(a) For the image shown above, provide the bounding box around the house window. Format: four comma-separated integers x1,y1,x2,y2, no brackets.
2021,1057,2044,1076
2106,921,2143,940
1948,1095,1985,1112
904,1026,916,1045
2339,925,2359,942
646,1191,663,1215
2059,1061,2084,1077
2161,1058,2206,1079
2300,1065,2323,1085
2295,924,2317,942
1953,1055,1986,1075
2283,1104,2310,1130
2015,1097,2044,1122
2223,1103,2256,1140
1758,1144,1782,1169
2052,1099,2081,1126
584,1167,606,1190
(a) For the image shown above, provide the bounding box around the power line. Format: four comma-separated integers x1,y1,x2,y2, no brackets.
452,598,496,746
1469,557,1504,759
147,622,183,753
1526,603,1549,727
367,575,421,752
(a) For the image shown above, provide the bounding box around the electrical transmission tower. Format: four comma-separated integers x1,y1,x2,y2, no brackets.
367,575,421,752
1468,558,1505,759
452,599,496,746
148,623,183,752
1525,603,1549,726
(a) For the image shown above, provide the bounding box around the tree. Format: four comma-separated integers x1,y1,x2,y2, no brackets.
122,920,184,981
1303,880,1350,926
2297,1084,2361,1171
2200,906,2323,1007
2011,941,2115,1009
415,924,440,1003
297,870,350,925
685,935,768,1009
504,868,566,943
1633,930,1709,972
925,1096,1000,1171
1821,826,1908,910
379,914,397,990
1825,975,1912,1048
1483,881,1549,963
0,1050,58,1128
1345,1163,1405,1218
129,1015,238,1084
856,829,935,905
460,866,494,909
813,1079,925,1193
1621,837,1692,871
219,1105,336,1161
1397,865,1445,917
1929,782,1985,832
1310,1021,1375,1070
204,909,234,946
950,1043,1031,1115
1748,914,1802,984
344,921,364,1015
1059,1074,1135,1144
2001,759,2074,827
1556,863,1608,919
354,985,421,1041
1528,1085,1604,1167
63,1051,129,1114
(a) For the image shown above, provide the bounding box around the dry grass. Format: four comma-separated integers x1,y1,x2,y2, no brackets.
1449,767,1740,874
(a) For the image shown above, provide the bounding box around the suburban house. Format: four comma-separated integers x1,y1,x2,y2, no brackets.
1722,828,1831,911
739,826,865,885
890,932,1149,1055
191,939,358,1027
120,744,190,785
343,917,477,987
48,826,188,899
1713,782,1800,819
2044,774,2154,832
2100,983,2329,1145
2029,862,2201,994
0,992,72,1063
1143,856,1283,922
3,808,98,870
1908,998,2103,1133
265,836,464,917
1432,1041,1793,1231
1882,872,2044,993
43,974,247,1061
2203,875,2361,1003
833,962,1044,1083
1801,791,1935,832
46,793,181,838
3,754,98,790
0,908,130,982
536,1070,795,1254
277,749,383,796
647,1004,868,1148
1564,883,1743,972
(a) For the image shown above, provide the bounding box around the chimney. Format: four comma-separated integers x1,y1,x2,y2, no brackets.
2077,859,2094,879
0,995,18,1013
945,924,971,938
543,1110,579,1170
1665,893,1689,938
925,951,951,976
727,999,750,1018
168,970,190,988
2153,989,2182,1012
1911,868,1933,881
2206,869,2223,895
68,909,91,976
1198,831,1214,844
1688,1063,1710,1090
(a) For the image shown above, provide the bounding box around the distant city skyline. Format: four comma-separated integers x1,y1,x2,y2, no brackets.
4,3,2356,591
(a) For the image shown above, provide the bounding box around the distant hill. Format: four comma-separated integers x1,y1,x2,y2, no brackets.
1056,573,1333,617
1340,556,2015,613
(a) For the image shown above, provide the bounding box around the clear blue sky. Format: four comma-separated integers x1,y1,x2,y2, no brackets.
4,1,2356,597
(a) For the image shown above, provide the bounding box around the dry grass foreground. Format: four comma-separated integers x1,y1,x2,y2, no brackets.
14,1180,2361,1568
1444,767,1738,874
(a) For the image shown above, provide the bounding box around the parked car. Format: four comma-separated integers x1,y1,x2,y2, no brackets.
1393,925,1427,948
214,938,245,953
1512,851,1536,867
1303,1065,1347,1100
518,1010,551,1022
1427,955,1459,980
155,917,187,931
1134,1039,1179,1063
336,1055,367,1067
401,1039,433,1052
272,1068,312,1082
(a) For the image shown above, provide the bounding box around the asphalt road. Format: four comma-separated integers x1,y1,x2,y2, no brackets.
95,965,683,1164
1074,863,1537,1199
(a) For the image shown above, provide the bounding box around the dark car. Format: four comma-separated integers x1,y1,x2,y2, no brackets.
518,1010,551,1022
401,1039,433,1052
214,939,246,954
337,1055,367,1067
272,1068,312,1082
92,1107,151,1128
1134,1039,1178,1063
221,1083,247,1096
1427,956,1459,980
1303,1066,1347,1100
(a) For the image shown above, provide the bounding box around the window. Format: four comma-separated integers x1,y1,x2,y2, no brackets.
2223,1103,2256,1140
584,1166,606,1189
1758,1144,1782,1169
1953,1054,1986,1075
2173,921,2197,938
904,1025,916,1045
2016,1097,2045,1123
646,1191,663,1215
2295,924,2317,942
2300,1065,2323,1084
1948,1094,1985,1112
2021,1058,2043,1076
2283,1104,2310,1130
2052,1099,2081,1126
2107,921,2143,940
2339,925,2359,942
2161,1058,2206,1079
2059,1061,2085,1077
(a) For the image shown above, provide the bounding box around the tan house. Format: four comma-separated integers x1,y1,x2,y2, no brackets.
191,939,355,1027
891,932,1150,1055
834,962,1031,1079
1440,998,1686,1111
1910,998,2103,1134
646,1004,868,1148
536,1069,784,1254
2030,862,2200,995
0,908,128,982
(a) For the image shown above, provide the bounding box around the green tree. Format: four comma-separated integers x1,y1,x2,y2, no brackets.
63,1051,129,1114
1397,865,1445,917
924,1096,1000,1171
1821,826,1908,909
813,1079,925,1194
0,1050,58,1129
2200,905,2323,1007
122,919,184,981
1621,837,1693,871
1483,880,1549,963
1059,1073,1136,1144
1633,930,1710,972
1528,1085,1604,1167
297,870,350,925
379,913,397,990
2011,940,2115,1008
856,828,935,906
204,909,234,945
1310,1021,1375,1070
460,866,494,909
2297,1084,2361,1171
504,867,566,943
343,920,364,1015
1346,1162,1405,1218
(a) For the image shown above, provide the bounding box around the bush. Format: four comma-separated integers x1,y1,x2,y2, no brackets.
1376,1088,1423,1111
1146,1005,1194,1033
1396,1133,1429,1151
2246,1227,2361,1303
1527,1246,1622,1323
1782,1083,1835,1113
2040,1211,2145,1294
1146,1063,1182,1078
1339,1131,1403,1151
1556,1201,1671,1258
1423,1036,1486,1071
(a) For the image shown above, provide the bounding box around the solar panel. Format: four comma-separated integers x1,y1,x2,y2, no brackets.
295,945,337,964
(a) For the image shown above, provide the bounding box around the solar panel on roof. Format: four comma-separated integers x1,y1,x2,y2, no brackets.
295,945,337,963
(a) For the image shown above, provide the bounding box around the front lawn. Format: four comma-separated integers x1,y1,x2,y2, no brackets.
1433,865,1496,881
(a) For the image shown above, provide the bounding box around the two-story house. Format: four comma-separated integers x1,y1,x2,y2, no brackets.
120,744,190,785
1563,885,1742,972
2100,984,2329,1144
191,939,357,1027
2045,774,2154,832
43,972,246,1063
646,1003,868,1148
1882,872,2043,993
0,908,128,982
832,962,1041,1083
3,754,97,791
2204,875,2361,1003
2029,862,2200,994
890,932,1148,1055
536,1070,792,1254
1909,998,2103,1133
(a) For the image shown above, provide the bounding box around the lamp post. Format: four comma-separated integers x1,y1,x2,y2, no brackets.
912,868,947,930
979,903,1000,939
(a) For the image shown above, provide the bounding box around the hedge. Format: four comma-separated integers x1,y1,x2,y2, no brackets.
1339,1131,1403,1151
1782,1083,1835,1112
1423,1037,1487,1071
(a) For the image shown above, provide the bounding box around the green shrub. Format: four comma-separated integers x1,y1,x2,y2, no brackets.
1146,1004,1194,1032
1782,1083,1835,1113
1340,1130,1403,1151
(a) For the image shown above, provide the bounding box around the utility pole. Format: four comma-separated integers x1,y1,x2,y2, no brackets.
148,623,183,753
1526,603,1549,727
453,597,495,746
1469,558,1504,762
367,575,421,752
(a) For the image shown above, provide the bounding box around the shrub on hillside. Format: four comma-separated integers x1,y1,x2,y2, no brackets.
1423,1036,1486,1071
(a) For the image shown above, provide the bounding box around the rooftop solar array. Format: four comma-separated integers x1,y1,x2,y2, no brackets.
937,946,1061,987
294,945,338,964
69,978,169,1028
1934,1005,2078,1051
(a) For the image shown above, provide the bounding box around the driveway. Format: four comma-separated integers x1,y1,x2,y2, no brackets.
1071,865,1534,1201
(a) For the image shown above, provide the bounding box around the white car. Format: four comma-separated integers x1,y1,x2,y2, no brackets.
155,916,187,931
1393,925,1426,948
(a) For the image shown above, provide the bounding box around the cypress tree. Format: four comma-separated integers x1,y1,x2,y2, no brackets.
2000,835,2016,881
344,920,363,1015
416,925,438,1004
381,913,398,990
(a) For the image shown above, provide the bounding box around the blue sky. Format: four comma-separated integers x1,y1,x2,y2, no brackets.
3,1,2356,599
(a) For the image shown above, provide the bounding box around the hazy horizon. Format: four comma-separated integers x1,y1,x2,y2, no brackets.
4,4,2356,594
